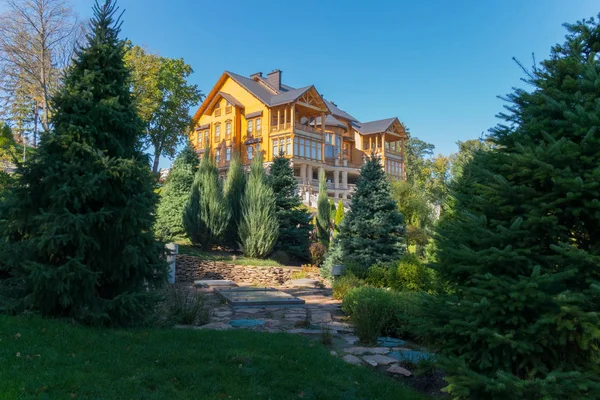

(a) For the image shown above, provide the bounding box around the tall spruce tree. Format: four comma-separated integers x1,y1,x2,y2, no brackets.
419,17,600,399
154,145,199,242
316,168,330,246
268,155,311,260
223,154,246,248
239,153,278,258
0,0,166,325
183,149,229,248
337,155,405,271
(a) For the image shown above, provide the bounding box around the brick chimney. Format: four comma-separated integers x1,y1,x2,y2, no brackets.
250,72,263,79
267,69,282,90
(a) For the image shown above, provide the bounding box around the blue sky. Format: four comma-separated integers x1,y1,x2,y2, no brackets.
71,0,598,169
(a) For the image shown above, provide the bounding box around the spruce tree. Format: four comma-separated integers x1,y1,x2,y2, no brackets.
183,149,229,248
0,0,166,325
316,168,330,246
419,17,600,399
239,153,278,258
155,145,199,242
223,154,246,248
268,155,311,260
337,155,405,271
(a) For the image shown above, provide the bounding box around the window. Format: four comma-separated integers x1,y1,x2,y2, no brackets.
247,145,253,160
248,120,253,134
273,139,279,156
299,139,305,157
311,141,317,160
294,137,299,156
256,118,261,132
226,147,231,162
197,131,202,146
226,101,232,114
215,124,221,140
317,143,322,160
215,149,220,163
286,137,291,156
204,130,209,143
226,122,231,138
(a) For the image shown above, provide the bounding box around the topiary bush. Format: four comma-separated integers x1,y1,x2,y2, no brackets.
332,273,362,300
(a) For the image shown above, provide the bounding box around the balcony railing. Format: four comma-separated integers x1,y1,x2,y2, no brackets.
294,123,321,134
271,122,292,132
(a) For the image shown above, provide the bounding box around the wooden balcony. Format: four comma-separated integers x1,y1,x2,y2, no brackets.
294,123,321,135
271,122,292,132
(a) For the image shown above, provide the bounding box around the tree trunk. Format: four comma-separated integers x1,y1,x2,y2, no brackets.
33,103,39,147
152,147,161,174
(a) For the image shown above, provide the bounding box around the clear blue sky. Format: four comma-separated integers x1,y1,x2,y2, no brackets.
71,0,598,169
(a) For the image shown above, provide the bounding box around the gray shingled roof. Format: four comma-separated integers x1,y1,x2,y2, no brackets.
323,99,358,122
225,71,276,105
270,86,312,106
312,115,348,130
245,111,263,119
353,118,398,135
219,92,244,108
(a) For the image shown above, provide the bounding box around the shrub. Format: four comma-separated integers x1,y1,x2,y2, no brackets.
309,243,327,267
332,273,362,300
364,255,438,293
342,286,395,344
388,291,425,341
168,286,210,326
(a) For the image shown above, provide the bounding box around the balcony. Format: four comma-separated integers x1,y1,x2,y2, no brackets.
243,134,263,145
294,122,321,135
295,176,356,192
271,122,292,133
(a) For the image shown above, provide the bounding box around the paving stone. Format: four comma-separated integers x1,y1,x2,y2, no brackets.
342,354,362,365
377,337,406,347
289,278,320,288
344,347,390,355
235,308,263,314
387,364,412,377
362,354,398,367
228,319,265,327
287,328,330,335
310,311,332,324
196,322,233,331
213,310,233,318
340,335,359,345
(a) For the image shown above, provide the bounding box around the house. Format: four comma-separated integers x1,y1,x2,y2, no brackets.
189,69,408,207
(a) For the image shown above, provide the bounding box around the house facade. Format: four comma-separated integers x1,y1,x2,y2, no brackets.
189,69,408,207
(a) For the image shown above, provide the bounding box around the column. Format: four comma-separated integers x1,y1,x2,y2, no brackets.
342,171,348,189
321,113,326,134
277,109,281,131
332,132,337,160
284,107,288,128
307,165,313,186
334,170,340,189
300,164,306,184
291,104,296,127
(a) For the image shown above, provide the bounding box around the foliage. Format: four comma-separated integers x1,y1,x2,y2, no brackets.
239,153,279,258
391,180,434,255
320,238,343,279
308,242,327,267
166,285,209,326
449,138,494,180
183,149,230,248
365,254,437,293
342,286,396,344
419,17,600,399
268,155,311,259
154,145,199,242
0,315,429,400
125,44,202,173
0,0,166,325
316,168,330,246
223,154,246,247
337,155,406,270
332,273,362,300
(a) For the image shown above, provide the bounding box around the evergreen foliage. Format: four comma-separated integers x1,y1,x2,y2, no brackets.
0,0,166,325
267,155,311,260
183,149,229,248
419,17,600,399
316,169,330,246
337,155,405,271
334,199,345,233
154,145,199,242
238,153,279,258
223,154,246,247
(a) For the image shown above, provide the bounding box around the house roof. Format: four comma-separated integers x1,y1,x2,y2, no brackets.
312,115,348,130
270,86,313,106
323,99,358,122
353,118,398,135
245,111,263,119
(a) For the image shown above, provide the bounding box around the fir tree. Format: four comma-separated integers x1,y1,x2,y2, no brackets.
316,168,330,246
183,149,229,248
0,0,166,325
419,17,600,399
154,145,199,242
268,155,311,260
223,153,246,247
337,155,405,272
238,153,278,258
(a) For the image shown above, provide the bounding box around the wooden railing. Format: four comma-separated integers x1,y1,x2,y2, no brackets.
294,123,321,134
271,122,292,132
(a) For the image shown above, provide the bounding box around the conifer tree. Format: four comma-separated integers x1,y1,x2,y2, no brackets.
183,149,229,248
316,169,330,246
239,153,278,258
419,17,600,399
223,154,246,247
337,155,405,271
155,145,199,242
0,0,166,325
268,155,311,260
334,199,345,234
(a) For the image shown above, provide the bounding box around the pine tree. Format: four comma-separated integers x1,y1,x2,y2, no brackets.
337,155,405,272
419,17,600,399
0,0,166,325
223,153,246,248
239,153,278,258
183,149,229,248
316,168,330,246
154,145,199,242
268,155,311,260
334,199,345,234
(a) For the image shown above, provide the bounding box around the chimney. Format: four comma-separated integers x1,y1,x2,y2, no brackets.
267,69,282,90
250,72,263,79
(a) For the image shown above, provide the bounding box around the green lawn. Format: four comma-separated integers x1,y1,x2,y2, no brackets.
0,315,428,400
177,244,284,267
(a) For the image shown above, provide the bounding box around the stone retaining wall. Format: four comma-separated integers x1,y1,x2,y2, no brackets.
175,255,319,286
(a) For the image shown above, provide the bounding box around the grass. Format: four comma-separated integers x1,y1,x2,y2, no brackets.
0,315,430,400
177,244,283,267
